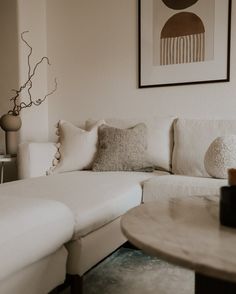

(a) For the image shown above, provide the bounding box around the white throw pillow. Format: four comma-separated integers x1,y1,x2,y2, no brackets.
49,120,104,174
204,135,236,179
86,116,175,171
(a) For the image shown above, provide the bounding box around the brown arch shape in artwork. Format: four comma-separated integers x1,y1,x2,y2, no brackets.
162,0,199,10
161,12,205,38
160,12,205,66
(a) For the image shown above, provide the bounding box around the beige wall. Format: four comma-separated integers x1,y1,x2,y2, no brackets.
17,0,48,142
0,0,19,153
46,0,236,140
0,0,19,180
1,0,235,146
0,0,49,146
0,0,48,180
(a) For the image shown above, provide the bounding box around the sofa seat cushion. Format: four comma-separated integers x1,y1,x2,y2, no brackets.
143,175,226,202
0,171,168,239
0,196,74,281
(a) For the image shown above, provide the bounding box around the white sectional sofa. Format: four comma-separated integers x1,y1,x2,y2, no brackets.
0,117,235,294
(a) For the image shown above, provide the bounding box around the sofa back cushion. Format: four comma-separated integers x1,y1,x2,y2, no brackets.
86,116,175,172
172,119,236,177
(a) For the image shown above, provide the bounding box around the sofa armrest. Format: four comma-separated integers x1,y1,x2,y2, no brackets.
17,142,57,179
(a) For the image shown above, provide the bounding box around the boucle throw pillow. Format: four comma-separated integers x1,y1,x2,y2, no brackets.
49,120,104,174
92,123,154,172
86,117,175,172
204,135,236,179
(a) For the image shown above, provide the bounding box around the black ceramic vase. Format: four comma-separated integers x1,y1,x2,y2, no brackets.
220,186,236,228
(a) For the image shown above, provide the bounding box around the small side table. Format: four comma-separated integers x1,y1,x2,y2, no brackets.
0,155,16,184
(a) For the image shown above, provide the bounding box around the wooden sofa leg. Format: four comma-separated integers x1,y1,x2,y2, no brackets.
70,274,83,294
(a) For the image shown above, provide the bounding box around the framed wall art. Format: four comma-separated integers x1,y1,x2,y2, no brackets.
139,0,232,88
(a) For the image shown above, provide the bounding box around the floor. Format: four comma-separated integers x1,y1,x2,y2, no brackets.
62,247,194,294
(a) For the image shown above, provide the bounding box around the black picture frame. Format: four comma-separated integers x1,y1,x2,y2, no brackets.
138,0,232,88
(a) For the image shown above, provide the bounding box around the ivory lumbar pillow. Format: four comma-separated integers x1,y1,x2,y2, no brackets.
92,123,153,172
49,120,104,174
204,135,236,179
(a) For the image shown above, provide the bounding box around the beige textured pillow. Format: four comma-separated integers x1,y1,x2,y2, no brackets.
86,116,175,172
49,120,104,174
92,123,154,172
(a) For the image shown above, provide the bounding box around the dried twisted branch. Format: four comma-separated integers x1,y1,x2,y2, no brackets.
8,31,57,115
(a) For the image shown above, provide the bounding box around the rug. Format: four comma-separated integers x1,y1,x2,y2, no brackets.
63,247,194,294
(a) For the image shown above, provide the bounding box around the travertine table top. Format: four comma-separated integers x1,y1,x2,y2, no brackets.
121,195,236,282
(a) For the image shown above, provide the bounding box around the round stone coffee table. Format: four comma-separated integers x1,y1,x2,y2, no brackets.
121,195,236,294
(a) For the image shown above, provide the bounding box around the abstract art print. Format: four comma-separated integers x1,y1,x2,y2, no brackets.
139,0,231,88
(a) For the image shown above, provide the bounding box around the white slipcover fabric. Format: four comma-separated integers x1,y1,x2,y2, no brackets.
0,247,67,294
0,171,164,238
18,142,57,179
143,175,226,202
0,195,74,281
172,119,236,177
66,217,126,276
86,116,175,171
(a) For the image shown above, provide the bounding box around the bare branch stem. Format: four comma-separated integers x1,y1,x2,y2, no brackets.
8,31,57,115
